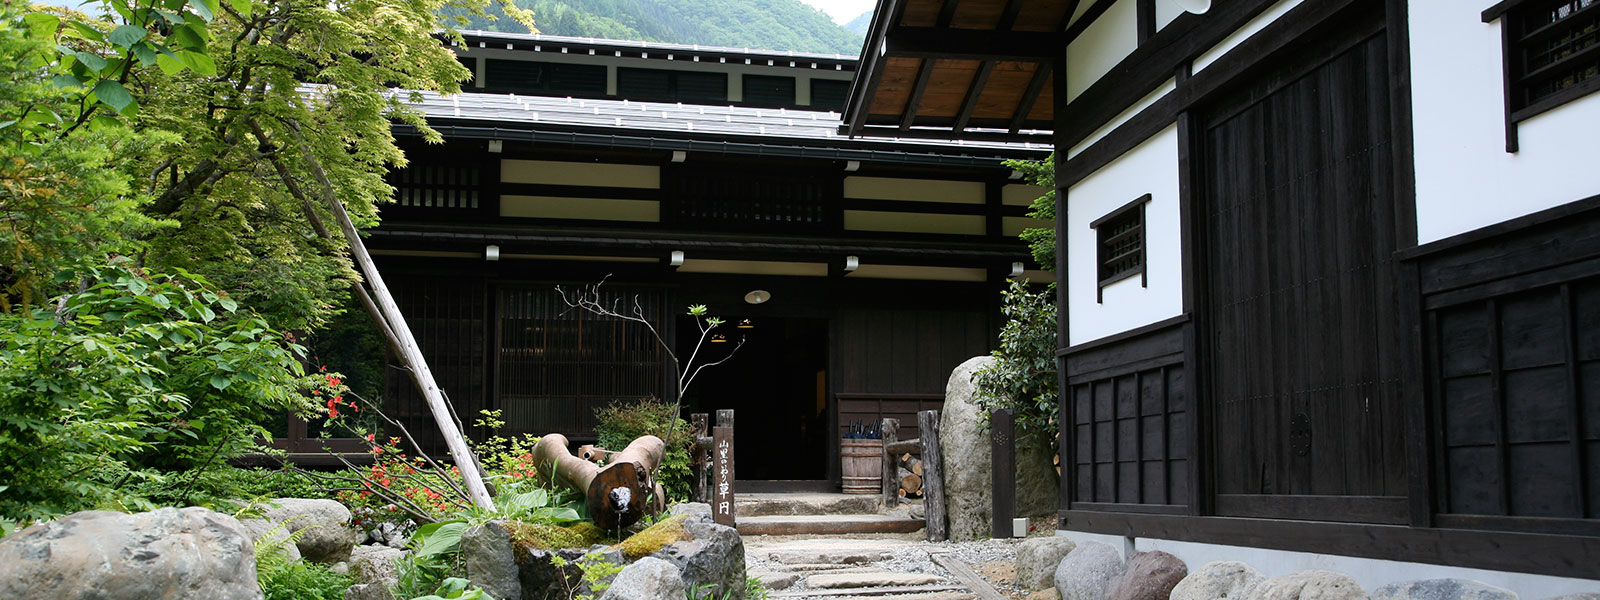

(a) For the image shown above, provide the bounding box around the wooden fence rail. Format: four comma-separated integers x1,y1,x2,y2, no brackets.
881,412,947,541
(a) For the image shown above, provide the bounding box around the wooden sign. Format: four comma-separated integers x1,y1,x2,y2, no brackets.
712,424,735,526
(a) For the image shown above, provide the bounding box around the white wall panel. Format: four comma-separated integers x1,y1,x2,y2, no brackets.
1411,0,1600,244
1066,0,1139,102
1192,0,1303,73
1067,125,1182,346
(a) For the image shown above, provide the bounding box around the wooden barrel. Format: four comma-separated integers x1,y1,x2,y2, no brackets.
840,438,884,494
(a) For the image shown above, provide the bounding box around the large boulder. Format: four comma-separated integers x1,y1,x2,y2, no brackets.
942,356,997,541
1015,436,1060,517
1171,562,1264,600
463,521,524,600
1244,570,1367,600
260,498,361,563
1107,551,1187,600
348,544,404,596
1371,579,1516,600
1016,536,1078,591
1055,541,1127,600
601,557,687,600
651,516,747,600
0,507,262,599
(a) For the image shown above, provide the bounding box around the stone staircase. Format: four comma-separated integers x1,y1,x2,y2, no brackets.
733,493,925,537
737,494,1011,600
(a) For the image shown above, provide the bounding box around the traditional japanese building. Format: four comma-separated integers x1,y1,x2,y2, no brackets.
315,31,1053,490
844,0,1599,591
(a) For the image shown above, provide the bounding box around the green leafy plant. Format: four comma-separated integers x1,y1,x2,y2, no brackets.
254,515,353,600
0,259,316,521
746,575,771,600
594,398,694,502
410,577,496,600
972,279,1059,453
1002,154,1057,270
551,551,624,600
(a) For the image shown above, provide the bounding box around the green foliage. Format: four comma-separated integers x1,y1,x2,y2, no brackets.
551,550,623,600
410,577,496,600
1003,154,1057,270
259,561,356,600
746,575,771,600
0,260,316,521
593,398,693,502
449,0,865,55
393,545,459,600
472,409,544,477
972,279,1059,452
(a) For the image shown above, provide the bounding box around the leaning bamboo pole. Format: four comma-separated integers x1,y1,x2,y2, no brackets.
287,120,496,512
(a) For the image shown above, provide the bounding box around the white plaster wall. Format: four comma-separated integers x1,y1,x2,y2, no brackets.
1066,0,1139,102
1068,78,1175,159
1192,0,1304,73
1066,125,1183,346
1411,0,1600,244
1059,531,1600,597
1154,0,1184,30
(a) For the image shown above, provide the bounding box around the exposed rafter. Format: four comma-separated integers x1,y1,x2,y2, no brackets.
1009,64,1052,133
954,60,997,132
998,0,1025,30
901,59,937,129
936,0,961,28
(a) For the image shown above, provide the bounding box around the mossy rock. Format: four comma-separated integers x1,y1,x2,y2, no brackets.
505,520,604,557
611,514,691,560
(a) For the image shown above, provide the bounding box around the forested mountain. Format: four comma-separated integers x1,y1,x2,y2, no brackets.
842,10,872,34
452,0,867,55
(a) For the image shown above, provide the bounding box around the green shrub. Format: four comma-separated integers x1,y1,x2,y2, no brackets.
0,260,317,521
259,560,354,600
972,279,1059,452
593,398,693,502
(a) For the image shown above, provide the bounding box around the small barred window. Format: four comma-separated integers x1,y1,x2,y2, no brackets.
1485,0,1600,149
1091,194,1149,302
392,164,481,210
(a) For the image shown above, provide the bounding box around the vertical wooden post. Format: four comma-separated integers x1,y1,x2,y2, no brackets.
991,408,1016,538
712,410,736,526
920,410,947,542
882,418,901,508
691,413,709,503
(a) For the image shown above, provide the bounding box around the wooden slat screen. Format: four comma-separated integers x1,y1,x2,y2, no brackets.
384,276,487,455
496,286,666,439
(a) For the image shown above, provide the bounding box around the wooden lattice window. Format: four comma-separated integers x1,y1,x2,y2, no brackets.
391,163,481,210
1485,0,1600,151
1091,194,1150,302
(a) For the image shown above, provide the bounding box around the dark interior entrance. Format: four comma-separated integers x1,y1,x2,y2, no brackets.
678,316,829,482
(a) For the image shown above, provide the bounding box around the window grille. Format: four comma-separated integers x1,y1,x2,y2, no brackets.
744,75,797,108
670,168,830,231
810,79,850,112
391,163,481,210
1484,0,1600,150
1091,194,1149,302
617,68,728,104
484,59,605,95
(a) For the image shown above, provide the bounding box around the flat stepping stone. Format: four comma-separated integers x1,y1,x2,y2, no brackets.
740,515,925,536
753,571,800,590
769,550,891,565
737,493,882,517
771,585,968,598
781,563,876,572
807,573,948,589
830,593,976,600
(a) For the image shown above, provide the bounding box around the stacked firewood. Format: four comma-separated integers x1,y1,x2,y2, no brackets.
896,453,924,499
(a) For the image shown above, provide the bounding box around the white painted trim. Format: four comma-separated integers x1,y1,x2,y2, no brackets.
1068,78,1176,159
1191,0,1304,73
1058,531,1600,597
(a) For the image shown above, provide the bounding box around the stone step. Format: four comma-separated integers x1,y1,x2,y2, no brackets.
770,585,969,598
737,493,882,517
766,550,892,565
739,515,925,537
806,573,948,589
779,563,883,572
828,592,977,600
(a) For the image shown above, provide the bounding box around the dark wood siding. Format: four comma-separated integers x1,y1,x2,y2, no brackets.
836,307,991,443
1197,31,1407,522
1412,196,1600,536
496,285,667,440
1064,319,1189,511
384,275,488,454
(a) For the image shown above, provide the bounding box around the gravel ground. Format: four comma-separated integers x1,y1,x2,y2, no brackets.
746,536,1024,598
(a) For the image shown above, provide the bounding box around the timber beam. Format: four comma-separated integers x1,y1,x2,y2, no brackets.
886,27,1063,61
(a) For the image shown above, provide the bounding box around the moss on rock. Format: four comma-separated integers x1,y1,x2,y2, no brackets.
611,514,690,559
505,520,604,556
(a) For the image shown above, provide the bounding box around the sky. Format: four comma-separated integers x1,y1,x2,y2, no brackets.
798,0,876,24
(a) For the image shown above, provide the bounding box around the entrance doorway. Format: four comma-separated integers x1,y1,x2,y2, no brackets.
678,316,829,483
